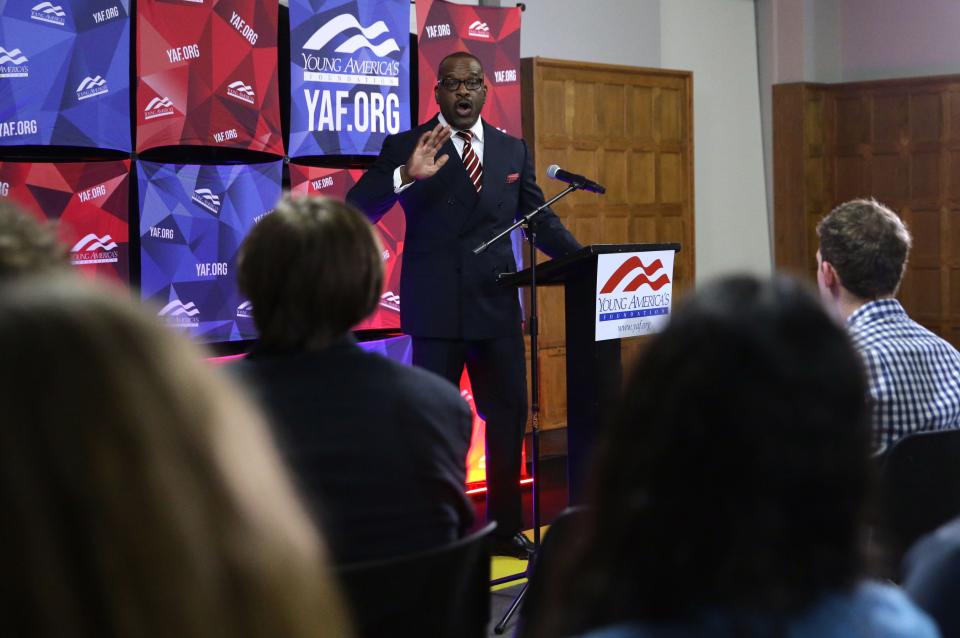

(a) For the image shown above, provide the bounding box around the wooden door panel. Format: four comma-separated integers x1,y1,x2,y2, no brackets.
522,57,694,432
775,75,960,347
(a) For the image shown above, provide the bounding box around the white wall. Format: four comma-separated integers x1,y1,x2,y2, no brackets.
756,0,960,263
806,0,840,82
661,0,771,281
840,0,960,81
519,0,661,68
756,0,840,261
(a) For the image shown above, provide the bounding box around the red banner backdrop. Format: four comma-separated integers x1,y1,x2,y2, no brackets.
137,0,283,154
416,0,522,136
288,164,403,331
0,160,131,283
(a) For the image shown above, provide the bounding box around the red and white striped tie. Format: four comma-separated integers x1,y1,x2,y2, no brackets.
457,130,483,193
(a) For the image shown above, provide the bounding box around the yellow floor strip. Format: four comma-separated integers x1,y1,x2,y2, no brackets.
490,527,548,591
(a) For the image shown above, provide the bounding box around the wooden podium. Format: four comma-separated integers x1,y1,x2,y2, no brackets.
501,242,681,503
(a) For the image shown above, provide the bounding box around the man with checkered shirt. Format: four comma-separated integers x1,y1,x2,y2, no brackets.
816,198,960,453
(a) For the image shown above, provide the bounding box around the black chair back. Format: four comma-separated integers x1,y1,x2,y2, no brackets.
878,429,960,569
335,522,496,638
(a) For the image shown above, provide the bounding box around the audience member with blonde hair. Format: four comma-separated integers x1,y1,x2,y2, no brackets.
0,278,351,638
0,199,68,281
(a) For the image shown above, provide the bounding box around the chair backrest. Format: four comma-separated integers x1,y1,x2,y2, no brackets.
335,522,496,638
517,506,590,638
878,429,960,568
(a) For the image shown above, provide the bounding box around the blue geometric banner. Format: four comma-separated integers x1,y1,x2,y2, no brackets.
138,160,282,344
0,0,130,150
289,0,410,156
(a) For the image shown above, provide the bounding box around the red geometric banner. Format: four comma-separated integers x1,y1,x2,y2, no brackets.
136,0,283,154
288,163,403,331
0,160,131,283
416,0,522,135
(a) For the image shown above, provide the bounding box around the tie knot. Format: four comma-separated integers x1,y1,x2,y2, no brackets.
456,130,473,143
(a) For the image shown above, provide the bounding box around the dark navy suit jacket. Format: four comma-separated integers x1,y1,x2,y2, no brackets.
236,336,474,565
347,115,581,339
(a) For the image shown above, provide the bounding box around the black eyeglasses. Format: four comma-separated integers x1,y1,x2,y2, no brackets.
437,76,483,92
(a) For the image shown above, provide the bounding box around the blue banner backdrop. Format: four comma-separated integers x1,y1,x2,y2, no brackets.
0,0,130,150
288,0,410,156
138,160,282,344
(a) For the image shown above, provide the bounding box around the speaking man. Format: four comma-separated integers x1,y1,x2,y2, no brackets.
347,51,581,558
816,198,960,453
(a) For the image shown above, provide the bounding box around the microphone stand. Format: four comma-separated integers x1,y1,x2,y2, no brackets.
474,183,579,634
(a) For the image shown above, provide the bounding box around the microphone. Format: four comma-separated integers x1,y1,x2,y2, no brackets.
547,164,606,194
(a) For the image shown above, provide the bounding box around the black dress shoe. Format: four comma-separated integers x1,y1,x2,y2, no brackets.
490,532,535,559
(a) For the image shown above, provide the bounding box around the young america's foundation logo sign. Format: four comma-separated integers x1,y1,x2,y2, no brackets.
191,188,221,214
76,75,108,101
30,2,66,26
0,46,29,78
236,300,254,319
144,96,175,120
226,80,255,104
158,299,200,326
466,20,490,39
70,233,119,265
380,290,399,311
595,250,675,341
301,13,401,86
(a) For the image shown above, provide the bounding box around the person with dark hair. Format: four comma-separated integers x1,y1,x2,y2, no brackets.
236,194,474,565
529,275,937,638
347,50,581,557
0,199,68,281
0,278,351,638
817,198,960,452
902,515,960,638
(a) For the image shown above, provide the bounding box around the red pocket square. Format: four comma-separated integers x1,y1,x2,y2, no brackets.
506,172,520,184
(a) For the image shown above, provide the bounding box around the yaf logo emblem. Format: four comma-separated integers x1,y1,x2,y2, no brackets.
380,290,399,311
0,46,29,78
303,14,400,57
70,233,119,265
30,2,66,26
595,251,675,341
144,96,174,120
226,80,255,104
300,13,402,88
599,256,671,294
466,20,491,40
191,188,221,215
236,300,254,319
76,75,108,101
158,299,200,326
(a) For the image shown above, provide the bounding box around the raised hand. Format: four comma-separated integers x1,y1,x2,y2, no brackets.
402,123,452,184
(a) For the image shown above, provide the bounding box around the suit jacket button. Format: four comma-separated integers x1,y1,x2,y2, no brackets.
448,197,455,205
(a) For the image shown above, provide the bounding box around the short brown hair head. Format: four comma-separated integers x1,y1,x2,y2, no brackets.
237,195,383,351
0,200,69,281
816,198,912,299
